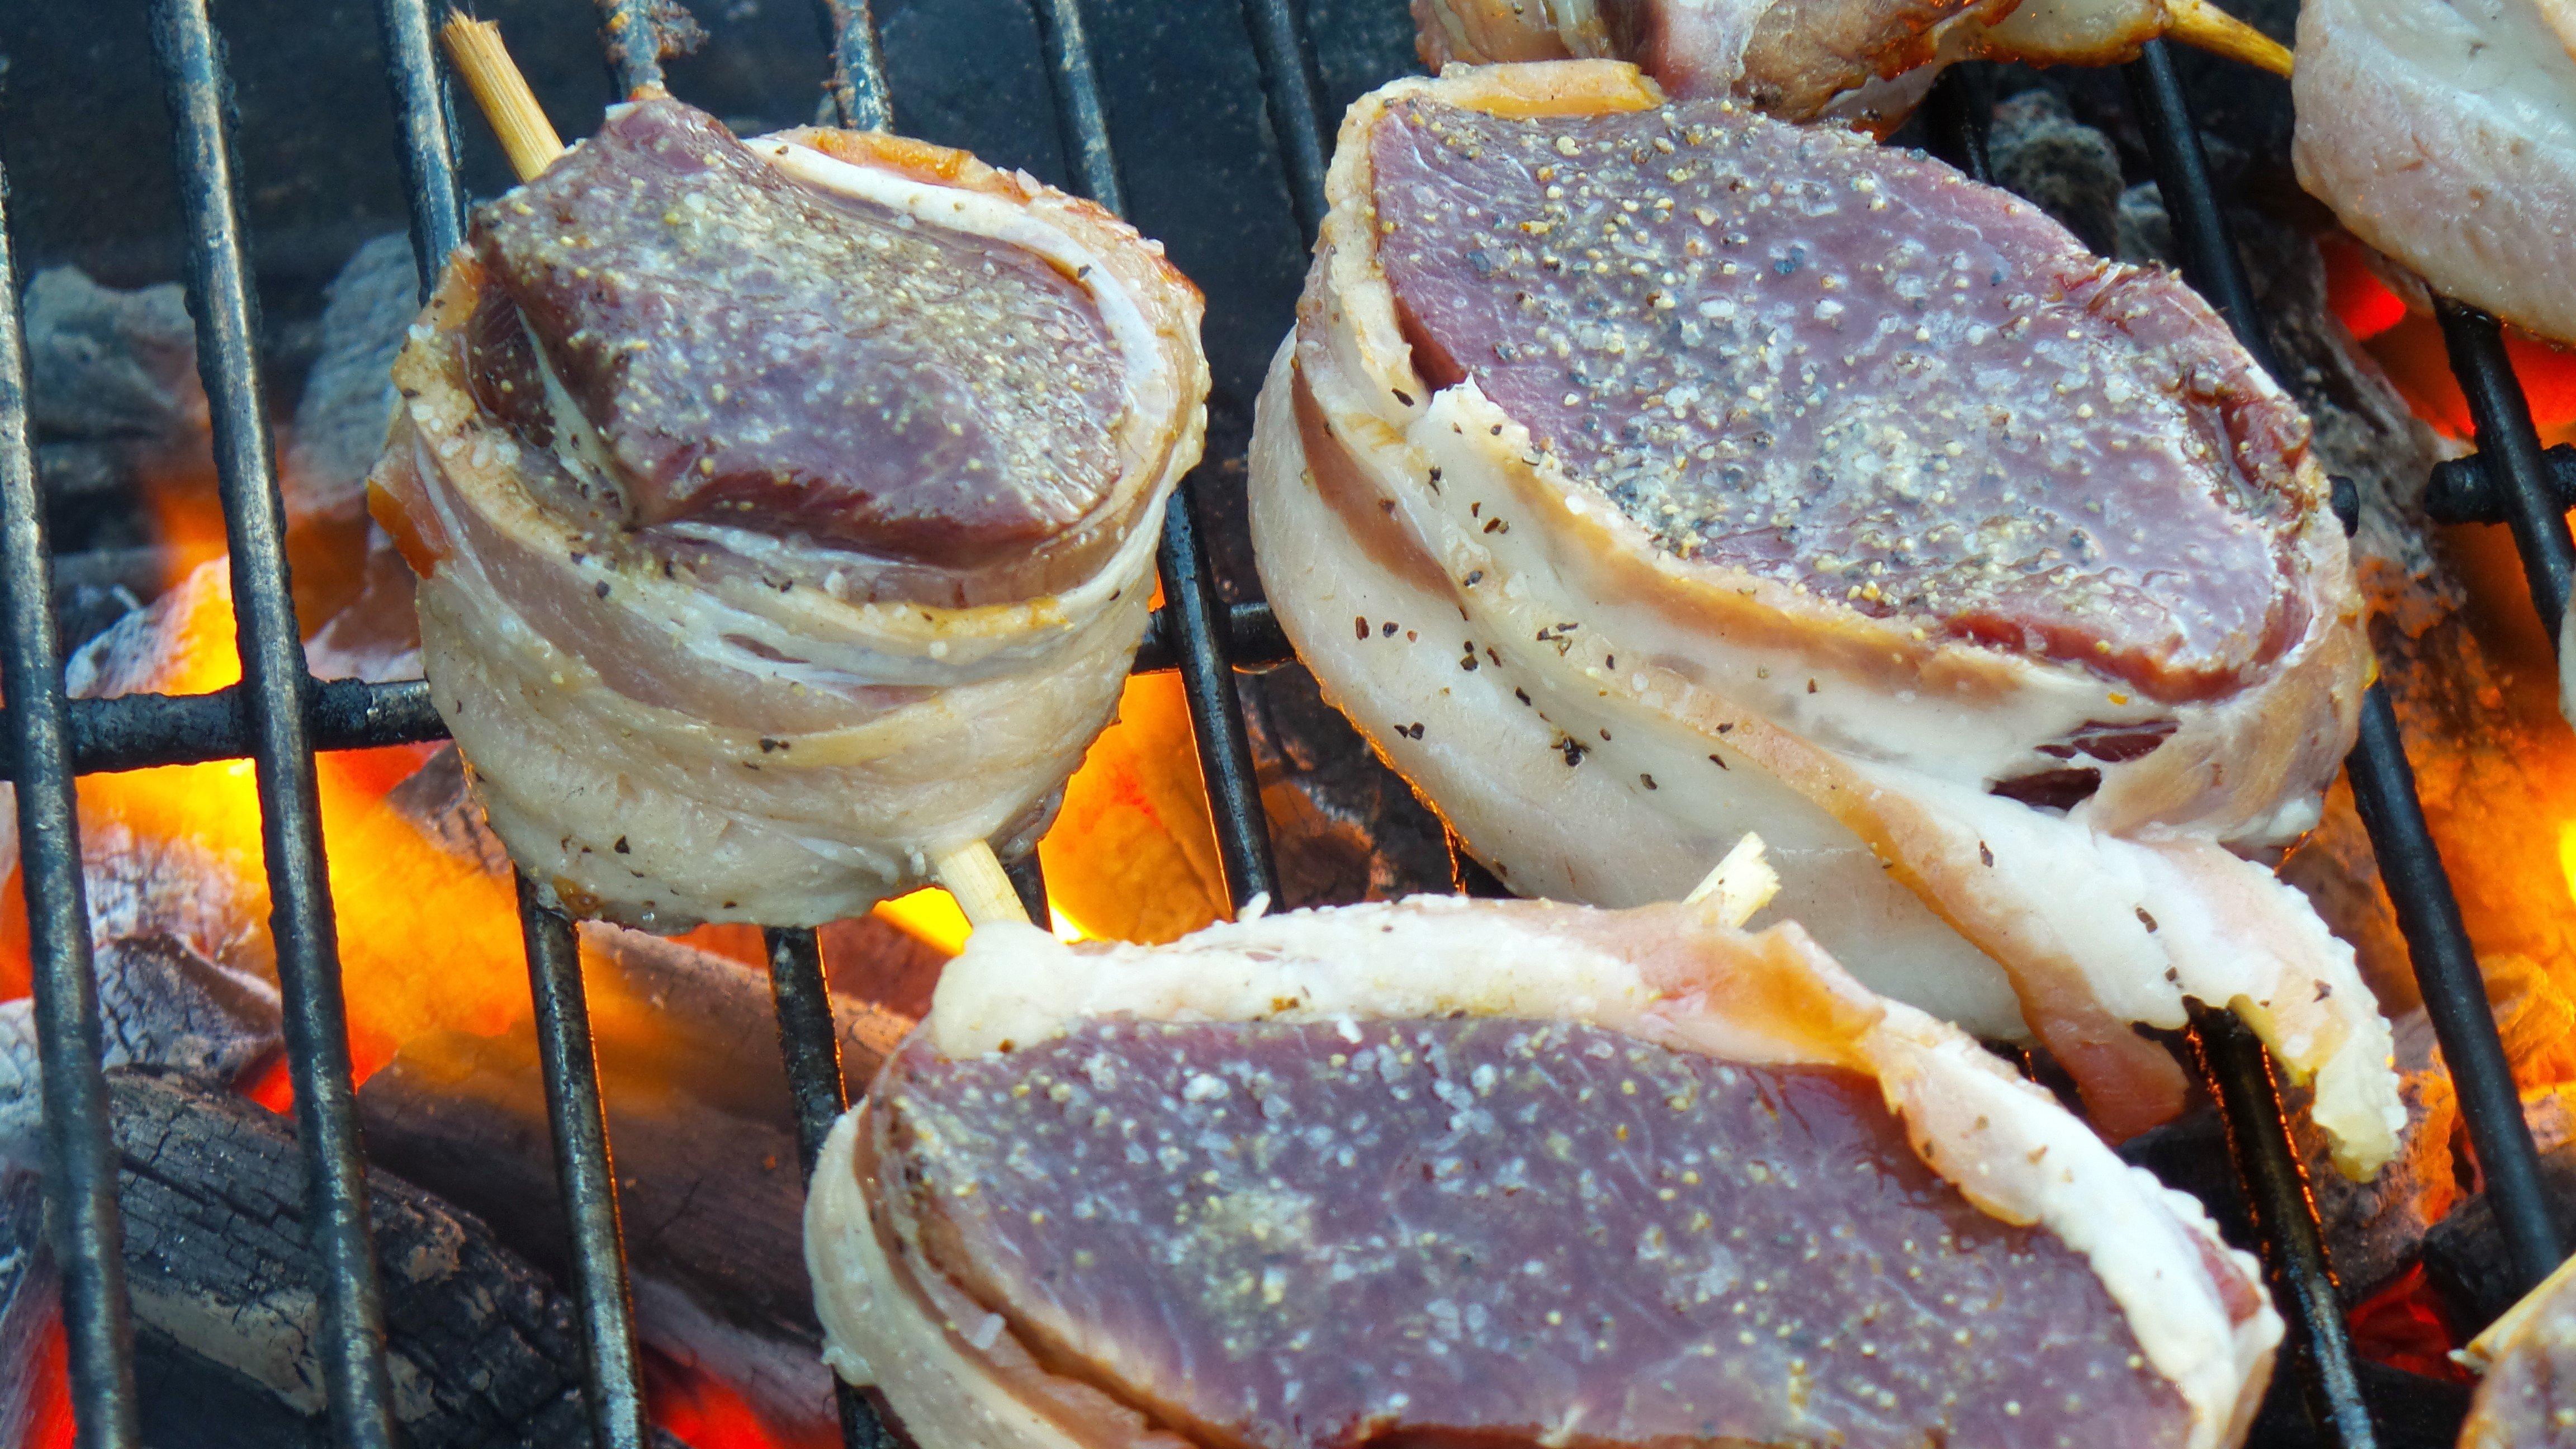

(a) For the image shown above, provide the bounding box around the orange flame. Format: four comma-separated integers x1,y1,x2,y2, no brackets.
2324,233,2576,444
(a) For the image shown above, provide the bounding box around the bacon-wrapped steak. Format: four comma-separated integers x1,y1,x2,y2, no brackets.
1414,0,2251,129
1246,63,2398,1172
2464,1259,2576,1449
806,891,2280,1449
369,97,1206,930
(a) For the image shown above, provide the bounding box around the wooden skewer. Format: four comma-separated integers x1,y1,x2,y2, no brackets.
2166,0,2294,78
933,843,1035,927
1683,832,1779,931
440,11,1036,935
2460,1249,2576,1375
442,12,568,181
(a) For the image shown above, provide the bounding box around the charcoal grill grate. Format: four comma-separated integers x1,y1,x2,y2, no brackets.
0,5,2561,1448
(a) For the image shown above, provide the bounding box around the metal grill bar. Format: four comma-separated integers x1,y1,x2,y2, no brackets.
518,878,648,1449
0,676,443,782
816,0,894,131
373,0,467,292
599,0,675,96
761,925,889,1449
1240,0,1330,242
1026,0,1282,910
0,595,1290,785
1928,56,2381,1442
2196,1007,2380,1447
2125,36,2565,1446
148,3,402,1445
2437,301,2576,636
0,159,145,1449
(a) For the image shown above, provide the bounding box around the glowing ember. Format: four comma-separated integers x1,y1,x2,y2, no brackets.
2348,1265,2471,1384
15,1313,73,1449
2324,233,2576,445
643,1349,830,1449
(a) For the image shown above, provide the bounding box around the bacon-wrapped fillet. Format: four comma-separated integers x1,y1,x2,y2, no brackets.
1415,0,2286,130
2294,0,2576,347
2463,1258,2576,1449
369,97,1206,931
807,889,2281,1449
1247,63,2398,1171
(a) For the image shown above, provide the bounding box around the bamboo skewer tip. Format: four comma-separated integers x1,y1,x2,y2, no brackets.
934,841,1034,929
441,11,568,182
2166,0,2295,78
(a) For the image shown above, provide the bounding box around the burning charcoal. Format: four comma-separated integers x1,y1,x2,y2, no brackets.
385,744,519,881
2424,1156,2576,1334
286,233,418,525
0,931,282,1164
0,1167,53,1448
21,267,206,448
102,1068,671,1449
2115,182,2175,266
2291,1011,2462,1304
1250,61,2398,1167
812,892,2279,1449
361,924,910,1438
1989,89,2125,257
1246,664,1455,906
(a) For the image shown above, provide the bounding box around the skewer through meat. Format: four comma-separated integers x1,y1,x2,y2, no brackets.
1248,61,2399,1172
2294,0,2576,349
368,91,1207,931
1414,0,2291,131
806,880,2281,1449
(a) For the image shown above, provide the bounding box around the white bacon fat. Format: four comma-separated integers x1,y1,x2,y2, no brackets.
2295,0,2576,348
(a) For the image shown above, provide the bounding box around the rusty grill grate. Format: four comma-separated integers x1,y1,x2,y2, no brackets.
0,4,2561,1448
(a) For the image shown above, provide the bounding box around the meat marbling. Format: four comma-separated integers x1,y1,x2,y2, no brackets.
369,97,1207,930
1246,62,2396,1172
805,891,2280,1449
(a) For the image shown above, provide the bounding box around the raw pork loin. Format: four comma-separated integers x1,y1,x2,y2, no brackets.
369,97,1206,931
2295,0,2576,348
1247,62,2399,1172
806,886,2281,1449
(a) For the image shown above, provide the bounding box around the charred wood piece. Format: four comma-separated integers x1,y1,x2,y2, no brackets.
0,1166,55,1446
103,1067,674,1448
2425,1151,2576,1333
0,931,281,1162
359,920,908,1437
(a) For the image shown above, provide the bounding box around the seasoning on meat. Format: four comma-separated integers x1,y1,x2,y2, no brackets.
1370,93,2304,702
